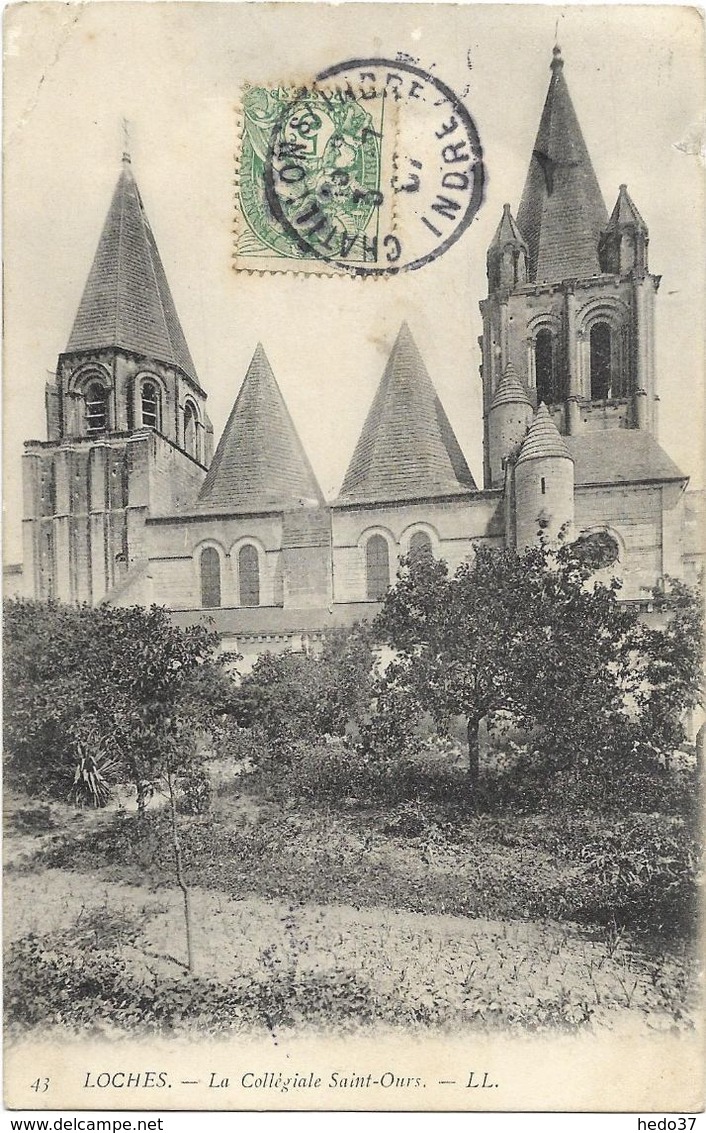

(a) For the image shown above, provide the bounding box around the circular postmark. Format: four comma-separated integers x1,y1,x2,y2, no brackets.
260,57,485,276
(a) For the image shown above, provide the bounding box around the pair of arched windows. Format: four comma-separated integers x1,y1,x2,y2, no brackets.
365,531,432,602
199,545,260,609
83,376,163,435
533,322,628,403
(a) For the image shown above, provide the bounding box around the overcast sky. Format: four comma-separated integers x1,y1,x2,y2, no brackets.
4,2,704,564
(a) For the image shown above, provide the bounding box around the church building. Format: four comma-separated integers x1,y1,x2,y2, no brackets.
21,48,695,661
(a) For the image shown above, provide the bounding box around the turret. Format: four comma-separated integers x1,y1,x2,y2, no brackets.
513,404,574,549
487,363,534,488
599,184,649,276
487,204,528,293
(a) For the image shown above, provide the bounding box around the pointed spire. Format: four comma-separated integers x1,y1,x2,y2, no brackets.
66,160,200,386
604,184,648,233
599,184,649,274
489,203,528,251
516,48,607,282
197,344,324,511
337,323,476,504
490,363,532,410
516,403,573,465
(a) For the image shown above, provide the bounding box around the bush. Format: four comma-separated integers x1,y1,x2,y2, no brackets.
574,815,702,936
4,933,421,1034
230,626,377,755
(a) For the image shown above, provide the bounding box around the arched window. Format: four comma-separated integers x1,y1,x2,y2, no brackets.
590,322,613,400
141,381,161,431
366,534,390,601
535,328,557,404
239,544,260,607
85,381,108,434
409,531,433,559
200,547,221,608
184,401,199,460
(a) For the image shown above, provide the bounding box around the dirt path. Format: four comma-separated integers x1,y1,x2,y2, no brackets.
5,867,694,1033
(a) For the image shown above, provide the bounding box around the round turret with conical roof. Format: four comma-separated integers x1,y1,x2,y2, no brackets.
487,363,534,488
514,403,574,548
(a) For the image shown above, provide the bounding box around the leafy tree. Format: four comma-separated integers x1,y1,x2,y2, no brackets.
3,599,232,973
642,574,704,760
3,600,222,811
374,541,647,796
231,624,377,753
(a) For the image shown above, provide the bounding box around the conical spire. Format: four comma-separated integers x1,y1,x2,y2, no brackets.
516,403,573,465
197,344,324,511
337,323,476,504
604,184,648,233
66,158,200,386
489,203,528,252
490,363,532,410
516,46,607,283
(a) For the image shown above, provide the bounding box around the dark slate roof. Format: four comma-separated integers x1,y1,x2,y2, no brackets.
336,323,477,504
604,184,648,233
516,403,573,465
516,47,607,283
197,344,325,512
491,363,532,409
66,157,200,386
566,431,687,486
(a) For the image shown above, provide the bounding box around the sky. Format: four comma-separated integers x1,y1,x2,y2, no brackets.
3,2,704,565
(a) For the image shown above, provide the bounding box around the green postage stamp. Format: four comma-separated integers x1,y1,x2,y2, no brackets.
236,84,392,273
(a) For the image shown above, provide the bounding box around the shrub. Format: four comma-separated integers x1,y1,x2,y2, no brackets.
574,815,702,936
230,626,377,755
4,933,416,1034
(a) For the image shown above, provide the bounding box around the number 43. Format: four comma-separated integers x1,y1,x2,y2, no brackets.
31,1078,50,1093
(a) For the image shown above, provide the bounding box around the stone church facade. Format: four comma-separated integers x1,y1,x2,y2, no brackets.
21,49,696,661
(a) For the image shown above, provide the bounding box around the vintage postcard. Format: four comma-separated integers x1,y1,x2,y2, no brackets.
3,1,705,1116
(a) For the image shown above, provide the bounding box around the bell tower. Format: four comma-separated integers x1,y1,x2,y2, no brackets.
23,154,213,604
480,47,661,489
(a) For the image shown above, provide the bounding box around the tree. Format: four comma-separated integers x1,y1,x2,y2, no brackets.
3,600,222,811
374,541,646,796
642,574,704,760
231,624,377,753
4,599,232,974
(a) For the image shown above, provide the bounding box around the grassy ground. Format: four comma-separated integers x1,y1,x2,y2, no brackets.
3,768,700,1037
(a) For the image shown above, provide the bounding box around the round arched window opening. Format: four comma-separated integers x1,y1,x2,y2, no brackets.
409,530,433,560
200,547,221,609
535,328,558,404
590,322,613,401
239,544,260,607
141,381,161,431
85,380,108,435
366,534,390,601
184,401,199,460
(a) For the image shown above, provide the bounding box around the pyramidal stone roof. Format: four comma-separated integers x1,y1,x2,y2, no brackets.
66,156,200,387
516,47,608,283
491,363,532,409
337,323,477,505
516,404,573,466
489,203,528,251
604,183,648,233
197,344,324,512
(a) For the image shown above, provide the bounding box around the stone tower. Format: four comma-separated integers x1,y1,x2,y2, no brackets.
23,154,213,604
513,404,575,550
480,46,661,490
